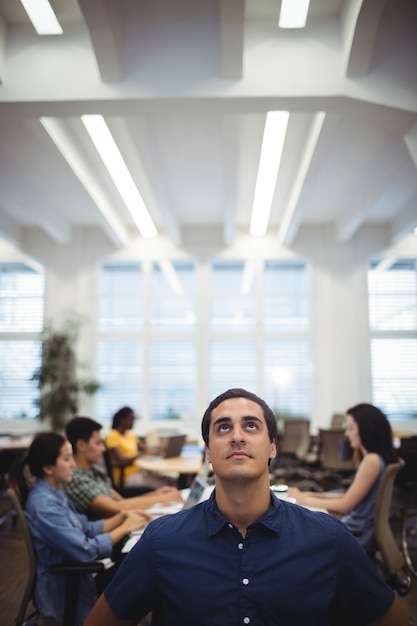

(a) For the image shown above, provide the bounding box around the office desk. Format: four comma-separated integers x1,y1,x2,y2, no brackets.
137,453,204,489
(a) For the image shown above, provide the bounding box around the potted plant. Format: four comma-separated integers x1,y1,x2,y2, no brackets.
32,318,100,431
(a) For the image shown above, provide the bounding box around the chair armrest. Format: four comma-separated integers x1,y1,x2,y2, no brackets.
49,561,106,626
49,560,105,575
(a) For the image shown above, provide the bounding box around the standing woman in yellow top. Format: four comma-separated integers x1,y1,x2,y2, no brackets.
106,406,170,489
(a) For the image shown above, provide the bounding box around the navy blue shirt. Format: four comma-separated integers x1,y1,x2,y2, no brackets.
105,491,394,626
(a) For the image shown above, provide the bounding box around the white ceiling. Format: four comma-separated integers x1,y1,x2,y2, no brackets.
0,0,416,258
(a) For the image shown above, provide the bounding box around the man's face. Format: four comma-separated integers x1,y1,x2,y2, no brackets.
83,430,105,465
205,397,276,482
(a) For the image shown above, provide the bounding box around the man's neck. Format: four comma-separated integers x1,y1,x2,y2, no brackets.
73,454,92,470
214,475,272,538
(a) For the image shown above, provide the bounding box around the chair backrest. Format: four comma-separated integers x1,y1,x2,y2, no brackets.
373,460,405,576
7,487,39,626
103,447,125,490
318,429,356,471
330,413,346,428
280,419,311,460
8,487,105,626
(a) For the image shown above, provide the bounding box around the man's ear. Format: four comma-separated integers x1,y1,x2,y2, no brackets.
269,441,277,460
204,445,211,463
77,439,87,453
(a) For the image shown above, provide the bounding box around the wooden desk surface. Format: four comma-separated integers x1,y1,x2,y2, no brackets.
137,453,203,476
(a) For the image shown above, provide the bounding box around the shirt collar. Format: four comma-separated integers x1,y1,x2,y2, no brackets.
205,489,282,537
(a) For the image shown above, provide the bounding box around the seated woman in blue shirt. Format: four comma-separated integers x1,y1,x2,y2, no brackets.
8,431,150,626
288,403,398,551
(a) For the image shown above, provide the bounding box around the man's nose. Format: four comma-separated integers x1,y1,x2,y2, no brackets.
230,425,245,441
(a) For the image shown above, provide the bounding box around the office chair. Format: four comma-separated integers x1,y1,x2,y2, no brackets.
373,460,412,597
103,447,152,497
311,428,356,490
271,419,317,482
7,488,105,626
330,413,346,428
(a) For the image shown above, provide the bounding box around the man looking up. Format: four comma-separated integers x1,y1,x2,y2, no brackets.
64,417,182,519
84,389,409,626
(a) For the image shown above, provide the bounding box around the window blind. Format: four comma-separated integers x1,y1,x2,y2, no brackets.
0,263,44,420
368,259,417,418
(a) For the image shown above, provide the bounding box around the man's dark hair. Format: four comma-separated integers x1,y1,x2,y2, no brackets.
65,416,103,451
201,388,278,446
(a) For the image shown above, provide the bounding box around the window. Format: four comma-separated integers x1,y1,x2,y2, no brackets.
98,263,143,332
150,338,196,420
368,259,417,418
151,261,196,331
0,263,44,420
209,260,310,417
210,261,257,332
96,261,196,424
96,258,311,426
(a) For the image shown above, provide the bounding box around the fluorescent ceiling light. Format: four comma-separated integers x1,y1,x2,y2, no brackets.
81,115,158,239
40,116,129,246
20,0,63,35
279,0,310,29
249,111,290,238
158,261,184,295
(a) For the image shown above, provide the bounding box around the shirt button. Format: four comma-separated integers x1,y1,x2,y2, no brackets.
243,618,251,624
228,523,233,529
238,542,244,550
242,578,249,585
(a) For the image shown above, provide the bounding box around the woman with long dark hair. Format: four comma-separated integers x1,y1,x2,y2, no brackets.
8,431,148,626
288,403,398,551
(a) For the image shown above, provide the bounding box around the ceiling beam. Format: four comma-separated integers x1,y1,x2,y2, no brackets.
77,0,124,82
390,200,417,244
219,0,244,79
404,121,417,171
336,134,407,242
119,117,182,245
342,0,389,77
0,15,5,85
0,211,21,247
40,117,129,247
222,117,240,245
36,211,72,245
277,112,326,246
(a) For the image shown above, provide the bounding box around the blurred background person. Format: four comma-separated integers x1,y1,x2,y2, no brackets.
106,406,174,489
288,403,398,552
64,416,182,518
8,431,149,626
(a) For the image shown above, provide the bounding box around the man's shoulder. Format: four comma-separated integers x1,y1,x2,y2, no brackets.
278,498,348,535
147,500,207,536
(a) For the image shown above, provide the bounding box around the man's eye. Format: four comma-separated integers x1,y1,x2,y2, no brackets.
246,422,257,430
218,424,230,432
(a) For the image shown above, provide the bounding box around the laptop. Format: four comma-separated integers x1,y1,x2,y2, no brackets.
183,474,209,509
164,434,186,458
141,434,186,461
145,457,212,517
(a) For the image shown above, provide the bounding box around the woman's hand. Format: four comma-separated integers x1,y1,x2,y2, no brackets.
122,510,152,533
